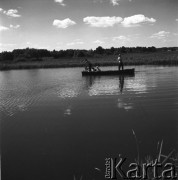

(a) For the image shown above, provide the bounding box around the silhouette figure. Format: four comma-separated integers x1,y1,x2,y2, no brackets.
83,59,92,72
117,54,124,71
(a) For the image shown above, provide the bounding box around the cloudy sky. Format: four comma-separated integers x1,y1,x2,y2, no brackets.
0,0,178,51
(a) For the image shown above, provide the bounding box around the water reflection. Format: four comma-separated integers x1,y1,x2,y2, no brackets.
83,76,97,89
57,86,79,98
126,77,147,93
117,98,133,111
84,75,130,96
83,74,136,111
119,75,124,93
125,70,158,94
64,107,72,116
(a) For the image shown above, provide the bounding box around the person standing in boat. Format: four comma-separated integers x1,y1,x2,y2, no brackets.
117,54,124,71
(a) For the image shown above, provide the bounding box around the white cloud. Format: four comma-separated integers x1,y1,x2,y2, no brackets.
3,9,21,17
112,35,130,42
150,31,170,39
95,0,131,6
53,18,76,28
67,42,81,46
93,40,104,44
121,14,156,27
0,25,9,31
10,24,20,29
67,40,84,46
0,43,16,47
54,0,66,6
0,8,3,12
83,16,123,27
84,15,156,28
176,19,178,22
110,0,120,6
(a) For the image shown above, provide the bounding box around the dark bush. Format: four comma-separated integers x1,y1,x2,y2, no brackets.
0,51,14,61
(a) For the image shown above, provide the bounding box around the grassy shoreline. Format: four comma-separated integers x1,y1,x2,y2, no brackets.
1,52,178,71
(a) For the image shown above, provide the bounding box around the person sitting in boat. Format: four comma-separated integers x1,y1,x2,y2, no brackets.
84,59,94,72
118,54,124,71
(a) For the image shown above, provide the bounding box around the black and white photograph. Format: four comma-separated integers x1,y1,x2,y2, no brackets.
0,0,178,179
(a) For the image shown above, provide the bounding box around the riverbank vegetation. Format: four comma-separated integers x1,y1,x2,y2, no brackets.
0,46,178,70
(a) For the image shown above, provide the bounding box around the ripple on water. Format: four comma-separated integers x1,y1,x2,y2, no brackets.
0,69,84,116
0,89,44,116
0,66,178,116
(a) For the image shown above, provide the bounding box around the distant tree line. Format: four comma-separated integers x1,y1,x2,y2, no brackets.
0,46,178,62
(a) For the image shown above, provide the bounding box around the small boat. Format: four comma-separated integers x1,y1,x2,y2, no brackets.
82,68,135,76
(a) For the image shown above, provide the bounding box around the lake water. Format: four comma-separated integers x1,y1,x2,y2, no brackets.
1,66,178,180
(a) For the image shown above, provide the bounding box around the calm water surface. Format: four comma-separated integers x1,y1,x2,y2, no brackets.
1,66,178,179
